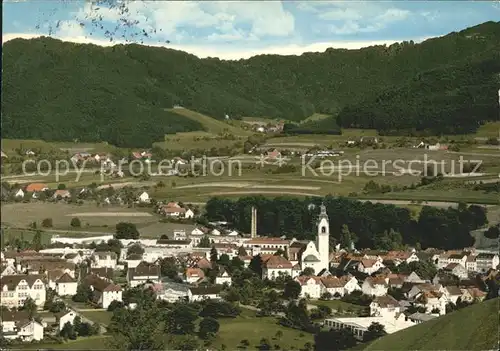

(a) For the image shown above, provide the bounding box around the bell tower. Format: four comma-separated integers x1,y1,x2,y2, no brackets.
316,203,330,271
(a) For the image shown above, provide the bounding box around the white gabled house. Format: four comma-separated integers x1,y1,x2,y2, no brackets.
295,276,323,299
138,191,150,203
361,277,388,297
1,311,44,341
358,259,385,275
215,268,232,286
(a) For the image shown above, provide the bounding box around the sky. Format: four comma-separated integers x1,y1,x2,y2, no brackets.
3,1,500,60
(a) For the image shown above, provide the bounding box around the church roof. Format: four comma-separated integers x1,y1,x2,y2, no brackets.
303,254,321,262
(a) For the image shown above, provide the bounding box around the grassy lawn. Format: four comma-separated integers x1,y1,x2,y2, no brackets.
213,309,314,350
310,300,368,316
166,108,251,136
79,310,113,326
21,336,110,350
365,298,499,351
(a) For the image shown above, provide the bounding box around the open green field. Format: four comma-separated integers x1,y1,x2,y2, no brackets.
364,298,499,351
1,139,119,155
79,310,113,326
1,203,196,241
475,121,500,137
212,309,314,350
20,336,110,350
310,300,368,316
166,108,251,136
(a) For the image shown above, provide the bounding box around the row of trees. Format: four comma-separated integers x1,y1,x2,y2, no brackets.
204,196,488,250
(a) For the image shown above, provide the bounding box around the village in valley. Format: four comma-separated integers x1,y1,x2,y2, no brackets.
2,2,500,350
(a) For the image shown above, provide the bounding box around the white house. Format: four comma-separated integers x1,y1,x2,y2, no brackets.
215,268,232,286
184,209,195,219
84,274,122,309
362,277,388,297
1,311,44,341
55,273,78,297
443,263,468,279
126,262,161,288
320,275,361,297
184,268,205,284
475,253,499,272
92,251,117,269
443,286,462,304
55,310,77,332
358,259,385,275
153,281,189,302
414,291,447,315
0,274,46,309
188,286,222,302
14,189,25,198
138,192,150,203
295,276,323,299
370,295,400,318
261,255,293,280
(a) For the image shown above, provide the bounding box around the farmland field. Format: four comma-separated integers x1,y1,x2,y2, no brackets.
1,203,196,240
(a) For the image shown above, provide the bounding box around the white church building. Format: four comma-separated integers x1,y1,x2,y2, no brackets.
299,204,331,274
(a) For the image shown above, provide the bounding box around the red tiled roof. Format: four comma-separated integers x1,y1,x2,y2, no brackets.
25,183,48,192
262,255,293,269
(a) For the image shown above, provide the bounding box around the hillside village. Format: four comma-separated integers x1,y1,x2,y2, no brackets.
1,202,498,347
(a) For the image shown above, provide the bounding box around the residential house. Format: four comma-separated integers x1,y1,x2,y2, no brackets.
188,286,222,302
407,283,445,300
14,189,25,198
370,295,400,318
84,274,122,309
405,272,427,284
437,253,467,270
53,190,71,199
92,251,117,269
414,291,447,315
127,262,161,288
476,253,499,272
90,267,115,281
55,273,78,296
25,183,49,193
0,310,44,341
460,288,487,303
184,268,205,284
321,275,360,297
244,238,291,256
1,263,16,277
215,268,232,286
152,281,189,302
267,149,281,159
443,285,462,304
465,255,477,272
295,276,323,299
362,277,388,297
443,263,468,279
382,251,419,266
358,259,385,275
0,274,46,309
261,255,293,280
160,206,187,218
138,192,150,203
55,310,77,332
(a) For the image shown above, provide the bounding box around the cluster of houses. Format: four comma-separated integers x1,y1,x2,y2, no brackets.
1,204,498,343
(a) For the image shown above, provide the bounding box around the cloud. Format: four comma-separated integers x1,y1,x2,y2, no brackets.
56,20,86,38
2,32,424,60
301,1,411,35
72,1,295,42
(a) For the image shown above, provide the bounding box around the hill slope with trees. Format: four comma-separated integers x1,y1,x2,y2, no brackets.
3,21,499,147
364,297,499,351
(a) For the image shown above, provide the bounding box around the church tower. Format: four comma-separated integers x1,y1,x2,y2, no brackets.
316,203,330,271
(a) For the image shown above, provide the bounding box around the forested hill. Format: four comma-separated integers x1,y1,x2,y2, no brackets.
3,21,500,147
